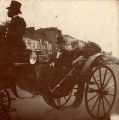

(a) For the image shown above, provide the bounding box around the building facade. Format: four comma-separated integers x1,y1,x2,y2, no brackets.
36,27,62,54
23,37,40,50
23,27,62,55
24,27,86,56
63,35,75,51
23,37,52,55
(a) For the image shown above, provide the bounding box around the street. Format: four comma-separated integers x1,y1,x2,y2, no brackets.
9,64,119,120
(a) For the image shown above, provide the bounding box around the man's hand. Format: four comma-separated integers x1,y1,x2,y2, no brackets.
72,56,84,65
49,62,54,67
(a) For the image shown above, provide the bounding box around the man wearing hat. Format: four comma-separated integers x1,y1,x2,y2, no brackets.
50,36,71,68
6,0,26,51
0,1,26,85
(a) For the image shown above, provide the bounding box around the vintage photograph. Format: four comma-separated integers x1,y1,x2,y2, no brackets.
0,0,119,120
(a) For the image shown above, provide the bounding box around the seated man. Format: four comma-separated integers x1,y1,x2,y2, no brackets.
50,36,73,68
50,36,84,69
37,37,85,98
48,37,80,86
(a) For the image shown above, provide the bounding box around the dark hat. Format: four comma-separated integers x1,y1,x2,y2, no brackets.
6,1,22,14
56,36,65,44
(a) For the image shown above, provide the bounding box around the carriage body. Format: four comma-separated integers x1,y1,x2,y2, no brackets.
36,51,116,119
0,16,116,119
0,48,117,119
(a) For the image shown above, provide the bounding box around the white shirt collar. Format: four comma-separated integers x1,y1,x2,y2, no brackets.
12,15,18,19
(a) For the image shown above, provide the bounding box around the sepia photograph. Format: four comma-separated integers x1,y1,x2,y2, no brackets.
0,0,119,120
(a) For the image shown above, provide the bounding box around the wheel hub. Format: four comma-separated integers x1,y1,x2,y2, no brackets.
97,88,108,96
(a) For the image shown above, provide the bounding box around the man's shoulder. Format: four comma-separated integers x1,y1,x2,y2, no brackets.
13,16,26,25
62,49,72,57
64,49,72,54
62,49,69,53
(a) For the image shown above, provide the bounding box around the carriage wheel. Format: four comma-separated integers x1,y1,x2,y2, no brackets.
0,104,10,120
43,85,77,110
52,86,77,109
0,93,10,120
54,80,85,109
43,92,73,110
54,90,73,107
0,89,11,108
85,65,117,119
43,83,85,110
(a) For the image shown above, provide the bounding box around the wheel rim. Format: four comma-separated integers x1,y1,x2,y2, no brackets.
85,65,117,119
0,93,10,120
0,105,10,120
0,90,11,108
43,84,79,110
54,89,73,107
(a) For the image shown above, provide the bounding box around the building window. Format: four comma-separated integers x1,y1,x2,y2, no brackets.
33,42,35,48
37,43,39,49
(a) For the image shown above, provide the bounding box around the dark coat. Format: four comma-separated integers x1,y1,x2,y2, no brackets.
5,16,26,51
51,49,73,68
0,16,26,73
50,48,83,69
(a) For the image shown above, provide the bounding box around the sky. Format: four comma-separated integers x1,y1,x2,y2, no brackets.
0,0,119,57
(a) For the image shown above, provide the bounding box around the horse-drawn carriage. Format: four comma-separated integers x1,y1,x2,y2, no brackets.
0,42,117,120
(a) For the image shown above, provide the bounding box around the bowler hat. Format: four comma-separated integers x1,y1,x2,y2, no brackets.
6,1,22,14
56,36,65,44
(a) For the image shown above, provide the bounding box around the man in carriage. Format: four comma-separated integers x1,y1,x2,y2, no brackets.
50,36,83,68
0,0,26,87
39,36,85,98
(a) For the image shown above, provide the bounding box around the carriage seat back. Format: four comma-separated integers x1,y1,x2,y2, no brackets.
80,53,104,82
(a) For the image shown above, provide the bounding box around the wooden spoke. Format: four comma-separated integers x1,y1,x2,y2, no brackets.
91,96,99,112
99,68,102,88
88,88,97,93
101,97,106,115
104,74,113,88
107,93,114,97
92,75,100,89
97,97,101,117
88,94,98,102
105,84,114,90
102,68,107,87
103,96,110,107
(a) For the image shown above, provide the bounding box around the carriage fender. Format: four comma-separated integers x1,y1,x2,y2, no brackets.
80,53,104,82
